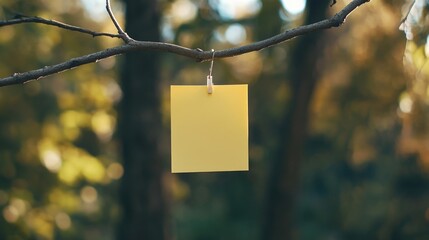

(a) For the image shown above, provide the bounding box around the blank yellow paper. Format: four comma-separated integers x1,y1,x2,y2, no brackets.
171,85,248,173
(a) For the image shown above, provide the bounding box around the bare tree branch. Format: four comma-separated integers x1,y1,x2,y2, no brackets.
0,0,370,87
0,15,121,38
106,0,131,42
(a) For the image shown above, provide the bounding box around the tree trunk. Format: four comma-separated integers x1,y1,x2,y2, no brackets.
263,1,331,239
117,0,168,239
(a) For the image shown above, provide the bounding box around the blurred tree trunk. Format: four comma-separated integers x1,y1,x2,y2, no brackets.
117,0,168,240
263,0,330,239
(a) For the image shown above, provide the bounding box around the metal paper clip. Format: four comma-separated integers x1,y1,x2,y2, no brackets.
207,49,215,94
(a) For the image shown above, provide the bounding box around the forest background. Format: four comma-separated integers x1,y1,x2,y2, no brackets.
1,0,429,239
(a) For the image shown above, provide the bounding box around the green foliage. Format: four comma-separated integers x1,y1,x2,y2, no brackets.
0,1,122,239
300,1,429,239
168,1,429,240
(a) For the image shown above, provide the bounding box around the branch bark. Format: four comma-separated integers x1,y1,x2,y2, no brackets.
0,0,370,87
0,15,121,38
105,0,131,42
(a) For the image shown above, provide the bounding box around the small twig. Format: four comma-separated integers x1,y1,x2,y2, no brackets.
400,0,416,26
330,0,337,7
0,0,370,87
106,0,131,42
0,15,121,38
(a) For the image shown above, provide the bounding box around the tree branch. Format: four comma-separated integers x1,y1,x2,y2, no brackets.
400,0,416,26
0,0,370,87
105,0,131,42
0,15,121,38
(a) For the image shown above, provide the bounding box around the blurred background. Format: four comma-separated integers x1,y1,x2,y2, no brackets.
0,0,428,239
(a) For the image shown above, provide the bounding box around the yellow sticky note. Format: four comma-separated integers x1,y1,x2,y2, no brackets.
171,85,248,173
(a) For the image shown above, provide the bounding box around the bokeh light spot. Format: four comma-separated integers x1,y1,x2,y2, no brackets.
3,205,19,223
170,0,197,26
80,186,98,204
91,111,115,141
41,150,62,173
106,163,124,180
55,212,72,230
212,0,261,19
399,94,413,113
225,24,247,45
280,0,306,15
80,0,107,22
